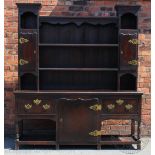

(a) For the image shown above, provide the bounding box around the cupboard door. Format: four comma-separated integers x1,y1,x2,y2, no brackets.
120,29,138,70
58,98,99,144
19,30,37,73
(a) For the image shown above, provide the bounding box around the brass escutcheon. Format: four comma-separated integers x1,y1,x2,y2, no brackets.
42,104,50,110
89,130,102,136
19,59,29,66
107,104,115,110
19,37,29,44
128,60,138,66
125,104,133,110
24,104,32,110
116,99,124,105
33,99,42,105
89,104,102,111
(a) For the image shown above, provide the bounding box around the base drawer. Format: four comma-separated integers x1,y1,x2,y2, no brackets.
16,95,56,114
101,98,139,115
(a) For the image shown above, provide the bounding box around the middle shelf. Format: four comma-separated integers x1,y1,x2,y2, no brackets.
38,68,119,71
39,46,118,68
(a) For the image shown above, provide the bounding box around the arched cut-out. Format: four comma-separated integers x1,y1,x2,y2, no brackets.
120,73,136,90
121,13,137,29
21,12,37,29
20,73,37,90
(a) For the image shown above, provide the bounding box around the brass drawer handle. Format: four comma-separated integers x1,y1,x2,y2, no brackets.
125,104,133,110
19,37,29,44
89,104,102,111
116,99,124,105
42,104,50,110
128,60,138,65
89,130,101,136
33,99,42,105
19,59,29,66
24,104,32,110
107,104,115,110
128,39,138,45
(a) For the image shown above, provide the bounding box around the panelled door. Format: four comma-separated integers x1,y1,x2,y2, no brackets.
58,98,101,144
120,29,138,70
19,29,37,73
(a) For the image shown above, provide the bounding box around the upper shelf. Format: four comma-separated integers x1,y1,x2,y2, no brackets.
39,16,118,26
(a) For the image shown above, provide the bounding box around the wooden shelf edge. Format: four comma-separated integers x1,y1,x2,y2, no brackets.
39,68,119,71
39,44,119,47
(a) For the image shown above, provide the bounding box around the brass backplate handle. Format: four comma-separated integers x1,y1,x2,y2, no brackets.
89,104,102,111
89,130,102,136
116,99,124,105
19,59,29,66
128,60,138,66
42,104,50,110
19,37,29,44
24,104,32,110
33,99,42,105
125,104,133,110
107,104,115,110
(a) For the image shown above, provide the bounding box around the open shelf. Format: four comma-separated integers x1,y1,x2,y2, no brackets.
21,12,37,29
121,13,137,29
39,70,118,90
120,73,137,91
39,46,118,68
20,73,37,90
39,22,118,44
19,119,56,143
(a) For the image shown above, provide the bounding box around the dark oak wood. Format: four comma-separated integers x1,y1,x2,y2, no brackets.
15,3,142,150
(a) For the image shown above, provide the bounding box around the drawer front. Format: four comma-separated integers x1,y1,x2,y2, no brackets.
102,98,139,115
16,95,56,114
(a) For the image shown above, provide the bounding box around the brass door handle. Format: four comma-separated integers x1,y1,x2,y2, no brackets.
89,104,102,111
33,99,42,105
89,130,102,136
24,104,32,110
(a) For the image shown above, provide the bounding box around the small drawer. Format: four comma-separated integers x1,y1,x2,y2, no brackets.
16,95,56,114
102,98,139,115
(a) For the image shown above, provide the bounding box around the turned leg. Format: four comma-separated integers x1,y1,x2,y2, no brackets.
15,120,20,150
97,144,101,150
131,119,135,137
137,120,141,150
56,144,59,150
137,141,141,150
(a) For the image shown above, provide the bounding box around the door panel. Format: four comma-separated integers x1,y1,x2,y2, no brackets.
120,29,138,70
58,98,100,143
19,29,37,72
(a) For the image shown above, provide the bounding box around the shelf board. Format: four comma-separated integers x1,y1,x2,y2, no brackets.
100,135,138,145
39,68,119,71
39,44,119,47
